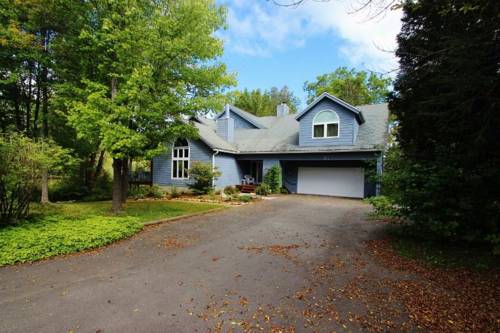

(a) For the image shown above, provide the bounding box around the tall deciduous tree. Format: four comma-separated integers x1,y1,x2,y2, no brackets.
388,0,500,248
227,86,300,116
63,0,233,212
0,0,86,203
304,67,391,105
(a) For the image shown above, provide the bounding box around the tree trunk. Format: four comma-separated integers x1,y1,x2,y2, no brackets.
14,87,22,131
85,153,97,188
40,30,50,138
40,170,49,204
33,71,41,138
112,158,123,213
25,65,33,137
95,150,105,179
121,158,129,203
110,75,123,212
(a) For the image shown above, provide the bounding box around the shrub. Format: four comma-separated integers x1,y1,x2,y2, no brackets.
48,173,112,202
169,186,180,198
365,196,399,219
128,185,149,199
188,162,221,195
0,134,70,225
263,165,282,193
280,187,289,194
224,185,239,196
148,185,164,199
255,183,271,196
238,195,253,203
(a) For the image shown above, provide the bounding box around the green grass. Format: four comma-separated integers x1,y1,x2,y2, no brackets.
0,200,222,266
391,237,499,270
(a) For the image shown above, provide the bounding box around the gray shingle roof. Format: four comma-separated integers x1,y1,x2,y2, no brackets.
193,103,388,154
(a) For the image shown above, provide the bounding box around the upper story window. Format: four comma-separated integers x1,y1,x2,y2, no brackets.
172,139,189,179
312,110,339,138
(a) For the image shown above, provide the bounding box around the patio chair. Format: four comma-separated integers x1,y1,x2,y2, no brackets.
242,175,255,185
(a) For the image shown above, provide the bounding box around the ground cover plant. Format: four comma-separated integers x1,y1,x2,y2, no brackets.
0,200,221,265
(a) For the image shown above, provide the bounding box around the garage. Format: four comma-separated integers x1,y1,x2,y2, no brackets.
297,167,365,198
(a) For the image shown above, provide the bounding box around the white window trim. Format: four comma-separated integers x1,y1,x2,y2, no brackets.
171,143,190,180
311,109,340,139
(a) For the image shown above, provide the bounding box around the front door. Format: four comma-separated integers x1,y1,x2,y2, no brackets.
250,161,263,184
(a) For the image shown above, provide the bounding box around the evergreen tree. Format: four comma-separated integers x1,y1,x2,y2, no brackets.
388,0,500,247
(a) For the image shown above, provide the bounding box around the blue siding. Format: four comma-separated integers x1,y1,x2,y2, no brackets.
216,118,234,142
214,153,242,188
298,99,356,146
152,139,213,187
229,111,257,129
353,121,359,144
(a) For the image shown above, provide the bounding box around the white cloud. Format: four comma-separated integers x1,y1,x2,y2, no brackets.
221,0,402,72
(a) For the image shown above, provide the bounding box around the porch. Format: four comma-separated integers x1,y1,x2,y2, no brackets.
235,184,257,193
237,160,263,186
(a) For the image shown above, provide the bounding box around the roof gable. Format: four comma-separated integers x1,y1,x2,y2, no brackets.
295,92,365,124
215,105,266,129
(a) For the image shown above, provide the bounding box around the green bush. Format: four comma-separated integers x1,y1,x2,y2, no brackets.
280,187,289,194
255,183,271,196
263,165,282,193
0,134,71,224
365,195,399,219
128,185,164,200
223,185,239,196
238,195,253,203
49,173,112,202
188,162,221,195
169,186,180,198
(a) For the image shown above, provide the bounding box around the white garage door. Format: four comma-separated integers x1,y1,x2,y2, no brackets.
297,167,364,198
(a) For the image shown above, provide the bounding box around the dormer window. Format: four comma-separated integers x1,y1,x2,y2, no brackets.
312,110,339,138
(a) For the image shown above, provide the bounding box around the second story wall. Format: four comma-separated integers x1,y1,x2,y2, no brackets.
298,98,357,147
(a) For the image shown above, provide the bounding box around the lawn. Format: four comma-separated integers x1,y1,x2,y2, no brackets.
0,200,222,266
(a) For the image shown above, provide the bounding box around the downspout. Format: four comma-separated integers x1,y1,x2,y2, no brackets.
376,153,383,196
212,149,220,187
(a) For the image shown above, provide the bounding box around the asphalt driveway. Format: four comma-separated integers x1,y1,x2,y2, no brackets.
0,195,407,332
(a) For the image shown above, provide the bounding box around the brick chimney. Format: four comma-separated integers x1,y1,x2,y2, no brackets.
276,102,290,117
216,104,234,143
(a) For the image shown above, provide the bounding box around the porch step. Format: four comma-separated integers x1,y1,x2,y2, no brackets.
236,185,257,193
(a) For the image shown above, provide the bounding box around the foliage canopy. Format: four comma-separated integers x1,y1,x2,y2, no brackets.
304,67,391,105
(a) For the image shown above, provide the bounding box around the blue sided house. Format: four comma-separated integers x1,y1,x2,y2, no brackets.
152,92,389,198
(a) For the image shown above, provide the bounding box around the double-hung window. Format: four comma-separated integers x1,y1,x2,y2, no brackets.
172,139,189,179
312,110,340,138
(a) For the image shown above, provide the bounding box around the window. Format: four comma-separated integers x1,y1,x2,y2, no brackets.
172,139,189,179
312,110,339,138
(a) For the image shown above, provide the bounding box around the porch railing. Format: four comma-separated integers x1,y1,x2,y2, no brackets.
128,171,152,185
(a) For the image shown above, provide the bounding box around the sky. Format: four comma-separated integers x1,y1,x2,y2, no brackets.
217,0,403,108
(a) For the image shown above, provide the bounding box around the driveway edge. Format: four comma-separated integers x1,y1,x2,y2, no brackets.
143,206,228,226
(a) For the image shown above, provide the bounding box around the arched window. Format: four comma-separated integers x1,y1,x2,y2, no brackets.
312,110,339,138
172,139,189,179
